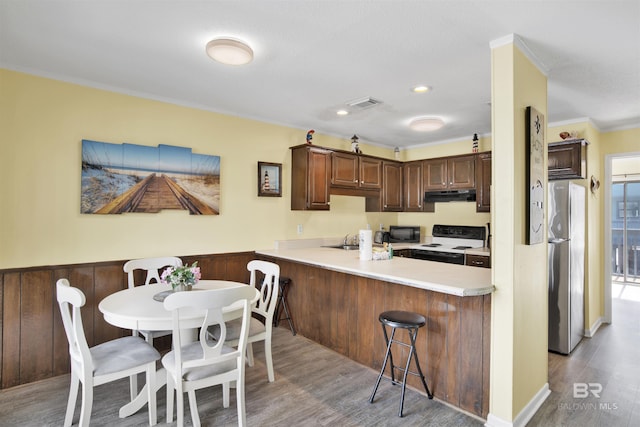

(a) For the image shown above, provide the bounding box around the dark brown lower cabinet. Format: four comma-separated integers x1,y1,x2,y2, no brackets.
260,257,491,419
466,254,491,268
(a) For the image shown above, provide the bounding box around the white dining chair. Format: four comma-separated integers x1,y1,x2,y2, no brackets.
56,279,160,427
123,256,182,397
208,260,280,382
162,285,256,427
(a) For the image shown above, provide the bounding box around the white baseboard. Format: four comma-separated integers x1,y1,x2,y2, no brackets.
485,383,550,427
584,316,605,338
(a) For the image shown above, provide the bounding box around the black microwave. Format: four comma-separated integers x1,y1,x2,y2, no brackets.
388,226,421,243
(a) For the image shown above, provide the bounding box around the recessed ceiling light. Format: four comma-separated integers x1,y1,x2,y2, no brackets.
412,85,431,93
409,117,445,131
205,38,253,65
336,109,349,116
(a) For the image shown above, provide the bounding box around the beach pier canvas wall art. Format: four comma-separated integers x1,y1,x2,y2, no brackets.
81,139,220,215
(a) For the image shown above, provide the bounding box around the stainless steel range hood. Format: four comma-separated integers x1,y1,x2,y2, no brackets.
424,189,476,203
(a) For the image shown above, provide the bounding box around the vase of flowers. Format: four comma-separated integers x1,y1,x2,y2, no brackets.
161,262,201,292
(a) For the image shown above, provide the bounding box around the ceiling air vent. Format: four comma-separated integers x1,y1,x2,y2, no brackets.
347,97,383,110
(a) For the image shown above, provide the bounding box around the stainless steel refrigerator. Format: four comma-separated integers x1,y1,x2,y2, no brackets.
548,181,585,354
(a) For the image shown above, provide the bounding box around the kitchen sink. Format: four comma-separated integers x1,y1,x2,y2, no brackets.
322,244,360,250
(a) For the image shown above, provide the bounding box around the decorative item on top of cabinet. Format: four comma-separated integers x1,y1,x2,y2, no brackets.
290,145,331,210
466,254,490,268
351,134,362,153
424,154,476,191
548,139,588,180
475,152,491,212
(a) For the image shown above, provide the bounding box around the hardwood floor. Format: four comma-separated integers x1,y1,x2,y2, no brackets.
529,286,640,427
0,326,483,427
1,289,638,426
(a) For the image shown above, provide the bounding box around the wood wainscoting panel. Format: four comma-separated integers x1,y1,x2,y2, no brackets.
259,256,491,419
446,295,461,407
0,273,3,388
426,291,449,402
94,264,126,344
348,275,384,369
19,270,54,385
0,251,255,390
459,295,485,415
2,273,21,388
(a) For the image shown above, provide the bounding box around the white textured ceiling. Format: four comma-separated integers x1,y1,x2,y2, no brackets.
1,0,639,149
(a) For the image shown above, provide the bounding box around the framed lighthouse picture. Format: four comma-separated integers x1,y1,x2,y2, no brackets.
258,162,282,197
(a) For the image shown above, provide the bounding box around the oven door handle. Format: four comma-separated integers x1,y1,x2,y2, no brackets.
412,250,463,259
420,251,461,258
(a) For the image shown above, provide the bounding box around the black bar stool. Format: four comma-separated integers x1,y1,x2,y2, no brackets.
368,310,433,417
273,277,296,335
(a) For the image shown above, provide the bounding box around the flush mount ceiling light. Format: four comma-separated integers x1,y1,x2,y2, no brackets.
409,117,445,132
336,109,349,116
412,85,431,93
205,38,253,65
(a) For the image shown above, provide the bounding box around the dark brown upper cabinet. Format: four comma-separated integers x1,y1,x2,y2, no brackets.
404,160,424,211
548,139,588,180
424,154,476,190
331,152,382,189
381,161,403,211
476,152,491,212
291,145,331,210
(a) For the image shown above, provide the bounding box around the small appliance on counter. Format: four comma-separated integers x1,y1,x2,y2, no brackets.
374,230,390,244
387,226,421,243
410,224,485,265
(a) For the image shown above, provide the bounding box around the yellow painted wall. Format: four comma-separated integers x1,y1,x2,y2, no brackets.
0,69,399,269
0,69,492,269
489,41,549,421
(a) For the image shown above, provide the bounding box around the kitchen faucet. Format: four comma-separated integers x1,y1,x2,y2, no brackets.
344,234,359,246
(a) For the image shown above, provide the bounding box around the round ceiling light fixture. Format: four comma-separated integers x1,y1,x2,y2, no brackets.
409,117,445,132
205,38,254,65
412,85,431,93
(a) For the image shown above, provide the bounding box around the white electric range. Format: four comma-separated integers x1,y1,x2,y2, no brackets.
410,224,486,264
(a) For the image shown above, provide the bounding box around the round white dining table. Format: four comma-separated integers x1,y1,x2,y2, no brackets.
98,279,259,419
99,279,258,332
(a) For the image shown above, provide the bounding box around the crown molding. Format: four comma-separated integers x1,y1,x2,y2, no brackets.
490,33,549,77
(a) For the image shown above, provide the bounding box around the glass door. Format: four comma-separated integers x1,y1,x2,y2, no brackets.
612,181,640,284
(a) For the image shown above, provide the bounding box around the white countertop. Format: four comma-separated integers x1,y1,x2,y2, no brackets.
256,243,493,297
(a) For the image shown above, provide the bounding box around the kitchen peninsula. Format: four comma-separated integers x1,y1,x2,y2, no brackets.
256,242,493,419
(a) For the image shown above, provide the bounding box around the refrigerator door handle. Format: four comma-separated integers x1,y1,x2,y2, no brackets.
549,238,570,244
